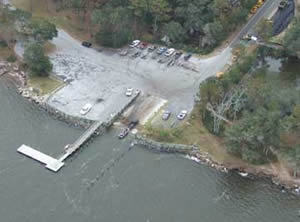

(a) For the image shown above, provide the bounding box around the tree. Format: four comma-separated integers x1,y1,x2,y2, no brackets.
130,0,171,36
283,18,300,58
92,6,133,47
24,43,52,76
225,108,280,164
284,145,300,177
255,19,273,41
163,21,185,44
27,18,58,42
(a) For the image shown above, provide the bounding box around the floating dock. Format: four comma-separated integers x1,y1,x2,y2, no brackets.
17,145,64,172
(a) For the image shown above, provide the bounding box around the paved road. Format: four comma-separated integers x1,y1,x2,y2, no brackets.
230,0,282,47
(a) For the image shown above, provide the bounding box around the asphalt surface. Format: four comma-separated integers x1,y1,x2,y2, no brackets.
273,0,295,35
28,0,284,121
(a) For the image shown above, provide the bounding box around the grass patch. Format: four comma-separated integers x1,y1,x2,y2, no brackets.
141,106,239,163
28,75,63,96
0,47,15,61
11,0,91,41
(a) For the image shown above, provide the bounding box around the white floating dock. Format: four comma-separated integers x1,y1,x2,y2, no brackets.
17,144,64,172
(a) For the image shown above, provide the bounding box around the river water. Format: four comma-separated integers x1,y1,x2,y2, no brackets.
0,79,299,222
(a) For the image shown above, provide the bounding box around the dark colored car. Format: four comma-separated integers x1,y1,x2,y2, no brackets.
132,51,141,58
175,52,183,60
118,128,130,139
82,41,92,48
184,53,192,61
148,45,157,52
278,0,289,9
162,110,171,120
128,120,139,130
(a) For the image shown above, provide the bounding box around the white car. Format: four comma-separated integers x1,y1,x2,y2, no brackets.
134,89,141,96
80,103,92,115
129,40,140,48
165,48,175,56
177,110,188,120
126,87,134,96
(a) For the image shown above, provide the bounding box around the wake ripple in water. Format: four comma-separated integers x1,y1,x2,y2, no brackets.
84,144,135,191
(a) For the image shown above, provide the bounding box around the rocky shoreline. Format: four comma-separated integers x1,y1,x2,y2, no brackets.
133,134,300,195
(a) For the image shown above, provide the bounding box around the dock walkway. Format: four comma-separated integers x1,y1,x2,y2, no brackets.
17,145,64,172
59,120,103,162
17,92,140,172
17,120,103,172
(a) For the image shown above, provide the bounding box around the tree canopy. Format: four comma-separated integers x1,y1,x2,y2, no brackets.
24,43,53,76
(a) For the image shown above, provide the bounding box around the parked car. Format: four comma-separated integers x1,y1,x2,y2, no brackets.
157,47,167,55
241,34,252,41
80,103,92,115
278,0,289,9
165,48,175,57
175,51,183,60
132,51,141,58
126,87,133,96
141,51,148,59
139,42,148,49
118,128,130,139
184,53,192,61
177,110,188,120
162,110,171,120
129,40,141,48
82,41,92,48
148,45,157,52
128,120,139,130
119,49,129,56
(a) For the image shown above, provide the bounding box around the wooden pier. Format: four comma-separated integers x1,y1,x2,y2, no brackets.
58,120,103,162
17,120,103,172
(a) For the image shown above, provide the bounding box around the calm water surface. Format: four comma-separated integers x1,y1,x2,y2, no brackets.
0,79,299,222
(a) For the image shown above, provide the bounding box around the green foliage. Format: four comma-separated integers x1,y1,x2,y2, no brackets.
27,18,58,42
283,145,300,177
283,17,300,57
92,6,133,48
163,21,186,44
6,55,17,63
198,48,300,165
24,43,52,76
255,19,273,41
225,108,279,164
76,0,255,50
0,40,8,48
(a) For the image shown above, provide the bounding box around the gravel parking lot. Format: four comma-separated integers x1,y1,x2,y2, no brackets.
46,30,232,121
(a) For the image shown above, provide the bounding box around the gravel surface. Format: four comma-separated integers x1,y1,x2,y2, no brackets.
46,30,231,120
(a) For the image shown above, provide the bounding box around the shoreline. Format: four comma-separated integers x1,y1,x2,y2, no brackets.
2,59,300,194
133,134,300,194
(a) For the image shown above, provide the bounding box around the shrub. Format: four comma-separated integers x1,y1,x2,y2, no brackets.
6,55,17,63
